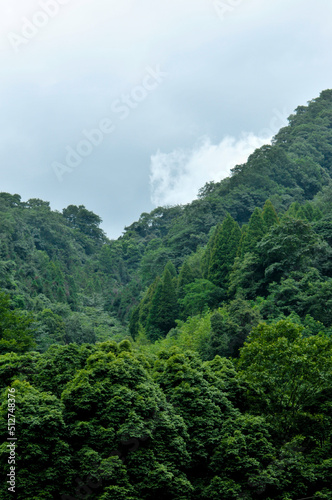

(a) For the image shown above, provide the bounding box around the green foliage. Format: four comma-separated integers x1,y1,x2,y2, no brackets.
153,348,235,472
59,345,192,500
205,298,262,360
129,305,140,340
286,200,322,222
262,199,279,228
0,381,72,499
228,252,264,300
238,207,266,256
134,276,160,338
201,225,219,279
62,204,105,242
33,308,66,351
207,414,276,499
238,320,332,439
146,268,178,340
207,214,241,288
258,218,322,282
0,292,35,354
179,279,222,319
162,312,212,355
32,343,94,397
177,260,195,299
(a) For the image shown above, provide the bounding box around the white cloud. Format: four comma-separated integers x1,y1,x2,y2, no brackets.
150,133,271,207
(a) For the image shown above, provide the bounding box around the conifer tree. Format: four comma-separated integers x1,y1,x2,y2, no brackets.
262,199,279,228
237,224,248,257
165,260,178,289
297,202,322,222
207,214,241,288
201,225,220,279
164,261,177,278
239,207,266,256
286,201,301,218
146,268,178,340
129,305,140,340
138,276,160,330
177,261,195,299
285,201,322,222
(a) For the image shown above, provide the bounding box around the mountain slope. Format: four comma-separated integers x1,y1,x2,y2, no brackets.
1,89,332,350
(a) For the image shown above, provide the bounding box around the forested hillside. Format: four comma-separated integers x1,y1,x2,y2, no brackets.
1,90,332,499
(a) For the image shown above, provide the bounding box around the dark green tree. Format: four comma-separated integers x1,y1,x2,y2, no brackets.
33,308,66,351
0,293,35,354
206,298,261,360
238,207,266,256
60,344,192,500
201,225,219,279
258,217,320,283
0,380,72,500
262,199,279,228
128,305,140,340
153,348,235,479
179,279,223,318
238,320,332,439
207,214,241,288
146,269,178,340
164,260,177,278
62,204,105,241
138,276,160,330
177,260,195,300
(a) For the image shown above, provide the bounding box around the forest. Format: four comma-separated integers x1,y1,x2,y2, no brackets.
1,89,332,499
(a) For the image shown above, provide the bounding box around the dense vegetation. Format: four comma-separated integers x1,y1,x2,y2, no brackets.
1,89,332,498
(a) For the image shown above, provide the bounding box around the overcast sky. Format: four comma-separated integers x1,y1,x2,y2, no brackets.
1,0,332,238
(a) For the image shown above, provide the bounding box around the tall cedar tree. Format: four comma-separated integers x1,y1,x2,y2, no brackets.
201,225,219,278
128,276,161,339
177,261,195,299
139,276,160,328
237,224,248,258
128,305,140,340
164,261,177,278
146,268,178,340
207,214,241,288
262,199,279,228
238,207,266,256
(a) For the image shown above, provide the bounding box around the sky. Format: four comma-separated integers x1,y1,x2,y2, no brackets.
1,0,332,238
